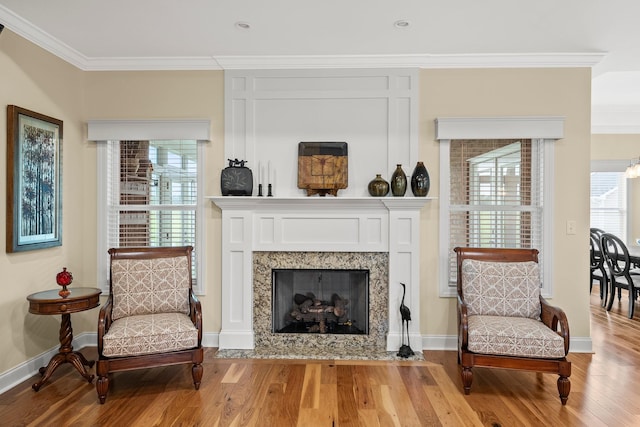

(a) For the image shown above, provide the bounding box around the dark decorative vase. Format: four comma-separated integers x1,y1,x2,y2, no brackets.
368,174,390,197
410,161,430,197
390,164,407,197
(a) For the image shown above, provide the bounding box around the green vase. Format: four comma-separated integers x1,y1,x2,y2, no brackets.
368,174,389,196
390,164,407,197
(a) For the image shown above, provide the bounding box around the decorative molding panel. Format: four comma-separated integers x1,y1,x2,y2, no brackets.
225,69,419,197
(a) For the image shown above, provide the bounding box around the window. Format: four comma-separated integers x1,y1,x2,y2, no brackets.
436,116,562,298
98,139,205,294
445,139,544,293
590,160,629,239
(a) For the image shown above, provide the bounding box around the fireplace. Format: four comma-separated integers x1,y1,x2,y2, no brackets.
272,268,369,335
209,197,428,355
254,252,387,354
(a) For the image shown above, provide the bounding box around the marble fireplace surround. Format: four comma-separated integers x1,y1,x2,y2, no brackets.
253,251,388,356
209,197,429,357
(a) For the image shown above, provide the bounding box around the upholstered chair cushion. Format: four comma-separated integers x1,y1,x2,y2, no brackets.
111,256,191,320
461,259,541,319
102,312,198,357
467,315,566,358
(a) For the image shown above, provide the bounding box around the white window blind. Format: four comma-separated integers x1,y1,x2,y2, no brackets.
106,139,199,285
447,139,544,289
590,171,627,238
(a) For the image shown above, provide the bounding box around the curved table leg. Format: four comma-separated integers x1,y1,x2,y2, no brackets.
32,313,95,391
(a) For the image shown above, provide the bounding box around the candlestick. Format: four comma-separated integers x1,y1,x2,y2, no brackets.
258,183,263,197
268,161,271,184
267,183,273,197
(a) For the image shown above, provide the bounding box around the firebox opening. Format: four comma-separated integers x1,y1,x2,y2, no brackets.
272,269,369,335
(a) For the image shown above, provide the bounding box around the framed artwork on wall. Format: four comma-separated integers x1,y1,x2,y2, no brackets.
6,105,63,252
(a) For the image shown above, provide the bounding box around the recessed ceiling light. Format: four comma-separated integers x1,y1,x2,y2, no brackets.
394,20,410,28
235,21,251,30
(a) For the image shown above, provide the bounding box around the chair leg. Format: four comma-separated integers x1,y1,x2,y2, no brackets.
601,277,609,308
557,375,570,405
606,283,616,311
460,367,473,395
192,362,203,390
96,375,109,404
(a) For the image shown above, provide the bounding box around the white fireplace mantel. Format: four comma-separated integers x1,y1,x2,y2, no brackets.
208,196,431,351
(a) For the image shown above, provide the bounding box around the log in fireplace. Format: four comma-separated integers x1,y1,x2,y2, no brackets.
272,269,369,335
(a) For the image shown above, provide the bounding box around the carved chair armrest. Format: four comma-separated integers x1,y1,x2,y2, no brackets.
457,295,469,351
190,291,203,345
97,296,113,355
540,296,570,355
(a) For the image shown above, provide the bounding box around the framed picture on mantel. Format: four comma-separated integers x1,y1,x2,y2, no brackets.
6,105,63,252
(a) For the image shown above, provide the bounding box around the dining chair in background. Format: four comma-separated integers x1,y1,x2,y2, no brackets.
590,228,608,305
600,233,640,319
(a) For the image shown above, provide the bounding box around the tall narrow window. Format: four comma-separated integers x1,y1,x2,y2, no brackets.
445,139,545,293
105,139,200,289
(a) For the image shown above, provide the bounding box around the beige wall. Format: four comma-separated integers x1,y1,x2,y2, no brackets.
0,30,89,373
0,30,593,378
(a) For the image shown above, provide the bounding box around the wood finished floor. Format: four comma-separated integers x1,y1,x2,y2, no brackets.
1,284,638,426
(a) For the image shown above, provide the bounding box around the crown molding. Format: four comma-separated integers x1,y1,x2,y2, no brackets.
0,5,89,69
82,57,223,71
213,53,606,71
86,52,606,72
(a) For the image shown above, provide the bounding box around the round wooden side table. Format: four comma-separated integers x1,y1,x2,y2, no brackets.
26,287,101,391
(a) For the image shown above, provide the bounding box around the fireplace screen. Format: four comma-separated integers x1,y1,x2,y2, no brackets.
272,269,369,334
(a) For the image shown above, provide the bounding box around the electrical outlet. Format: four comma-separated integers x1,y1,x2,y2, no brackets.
566,220,577,235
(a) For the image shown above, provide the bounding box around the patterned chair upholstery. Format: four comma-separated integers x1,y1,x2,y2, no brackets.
454,247,571,405
96,246,203,404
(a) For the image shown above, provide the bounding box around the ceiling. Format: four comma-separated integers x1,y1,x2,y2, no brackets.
1,0,639,132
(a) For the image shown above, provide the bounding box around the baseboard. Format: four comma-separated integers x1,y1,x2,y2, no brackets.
568,336,593,353
421,334,458,351
0,332,592,395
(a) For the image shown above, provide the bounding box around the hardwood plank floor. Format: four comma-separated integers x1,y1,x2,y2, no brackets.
1,284,638,426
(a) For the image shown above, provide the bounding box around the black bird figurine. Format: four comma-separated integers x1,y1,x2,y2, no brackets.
398,282,415,358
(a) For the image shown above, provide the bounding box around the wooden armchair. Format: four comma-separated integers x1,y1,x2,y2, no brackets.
454,247,571,405
96,246,203,404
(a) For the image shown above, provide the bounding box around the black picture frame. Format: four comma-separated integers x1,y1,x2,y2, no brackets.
6,105,63,252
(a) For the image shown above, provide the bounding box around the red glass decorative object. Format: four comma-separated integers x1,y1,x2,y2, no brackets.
56,267,73,298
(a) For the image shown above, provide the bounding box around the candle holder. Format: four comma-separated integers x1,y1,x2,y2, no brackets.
267,184,273,197
258,183,263,197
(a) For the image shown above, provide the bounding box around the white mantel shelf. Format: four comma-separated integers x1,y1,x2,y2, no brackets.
209,195,432,351
208,196,434,211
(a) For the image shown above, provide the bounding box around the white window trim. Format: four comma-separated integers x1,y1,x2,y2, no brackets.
91,119,210,295
436,116,563,298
